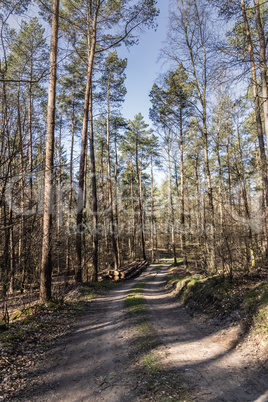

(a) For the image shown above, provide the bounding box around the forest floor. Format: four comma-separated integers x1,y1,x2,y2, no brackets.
1,261,268,401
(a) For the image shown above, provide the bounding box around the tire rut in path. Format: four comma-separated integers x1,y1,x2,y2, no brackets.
21,270,150,402
144,264,268,402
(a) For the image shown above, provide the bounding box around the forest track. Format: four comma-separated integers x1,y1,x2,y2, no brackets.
18,270,151,402
16,262,268,401
144,264,268,402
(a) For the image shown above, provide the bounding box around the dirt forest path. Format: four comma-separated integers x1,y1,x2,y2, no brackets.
19,262,268,402
144,264,268,402
20,269,150,402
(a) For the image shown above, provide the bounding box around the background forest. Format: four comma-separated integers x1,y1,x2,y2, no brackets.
1,0,268,302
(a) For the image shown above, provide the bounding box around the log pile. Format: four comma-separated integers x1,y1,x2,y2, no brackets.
99,260,149,282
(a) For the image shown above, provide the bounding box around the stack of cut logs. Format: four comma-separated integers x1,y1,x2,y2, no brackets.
99,260,149,282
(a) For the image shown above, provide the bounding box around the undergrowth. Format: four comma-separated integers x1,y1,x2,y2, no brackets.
167,269,268,338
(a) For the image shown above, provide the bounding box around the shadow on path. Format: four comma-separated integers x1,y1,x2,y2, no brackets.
144,264,268,402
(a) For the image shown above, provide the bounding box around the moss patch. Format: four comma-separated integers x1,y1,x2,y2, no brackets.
125,281,146,314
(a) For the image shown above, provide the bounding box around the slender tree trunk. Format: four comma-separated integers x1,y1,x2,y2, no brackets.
130,157,136,259
100,138,109,249
106,72,118,270
216,129,231,274
28,54,33,209
17,80,25,292
57,115,62,275
237,126,256,271
136,144,146,260
76,4,99,282
66,87,75,278
82,126,88,279
241,0,268,256
2,78,10,293
40,0,59,302
150,155,155,262
139,167,146,260
226,122,233,206
6,115,14,293
184,3,215,270
8,212,14,294
241,0,268,196
114,130,121,267
76,77,89,282
89,79,99,281
254,0,268,150
179,105,187,268
167,138,177,265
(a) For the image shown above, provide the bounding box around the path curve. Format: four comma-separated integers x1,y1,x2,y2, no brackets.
18,262,268,402
144,263,268,402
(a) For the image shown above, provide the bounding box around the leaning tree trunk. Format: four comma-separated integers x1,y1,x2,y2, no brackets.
40,0,59,303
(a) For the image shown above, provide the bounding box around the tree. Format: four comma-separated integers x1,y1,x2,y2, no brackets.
122,114,154,260
165,0,216,271
9,18,48,208
209,0,268,259
253,0,268,150
57,54,84,278
40,0,60,303
150,63,193,267
60,0,159,282
98,50,127,270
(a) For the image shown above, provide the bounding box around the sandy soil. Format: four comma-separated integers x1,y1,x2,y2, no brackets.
16,262,268,401
144,264,268,402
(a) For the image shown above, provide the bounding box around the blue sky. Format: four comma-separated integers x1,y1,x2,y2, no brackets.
7,1,170,129
119,0,170,127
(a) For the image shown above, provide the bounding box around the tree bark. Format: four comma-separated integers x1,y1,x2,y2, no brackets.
106,72,119,270
130,156,136,259
114,129,121,267
254,0,268,151
76,2,99,283
150,154,155,261
241,0,268,256
241,0,268,196
57,114,62,275
184,0,215,270
179,105,187,268
167,137,177,265
136,143,146,260
40,0,59,303
89,79,99,281
28,54,33,209
66,84,75,278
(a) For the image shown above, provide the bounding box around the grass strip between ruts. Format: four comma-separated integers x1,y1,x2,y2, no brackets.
125,266,191,402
